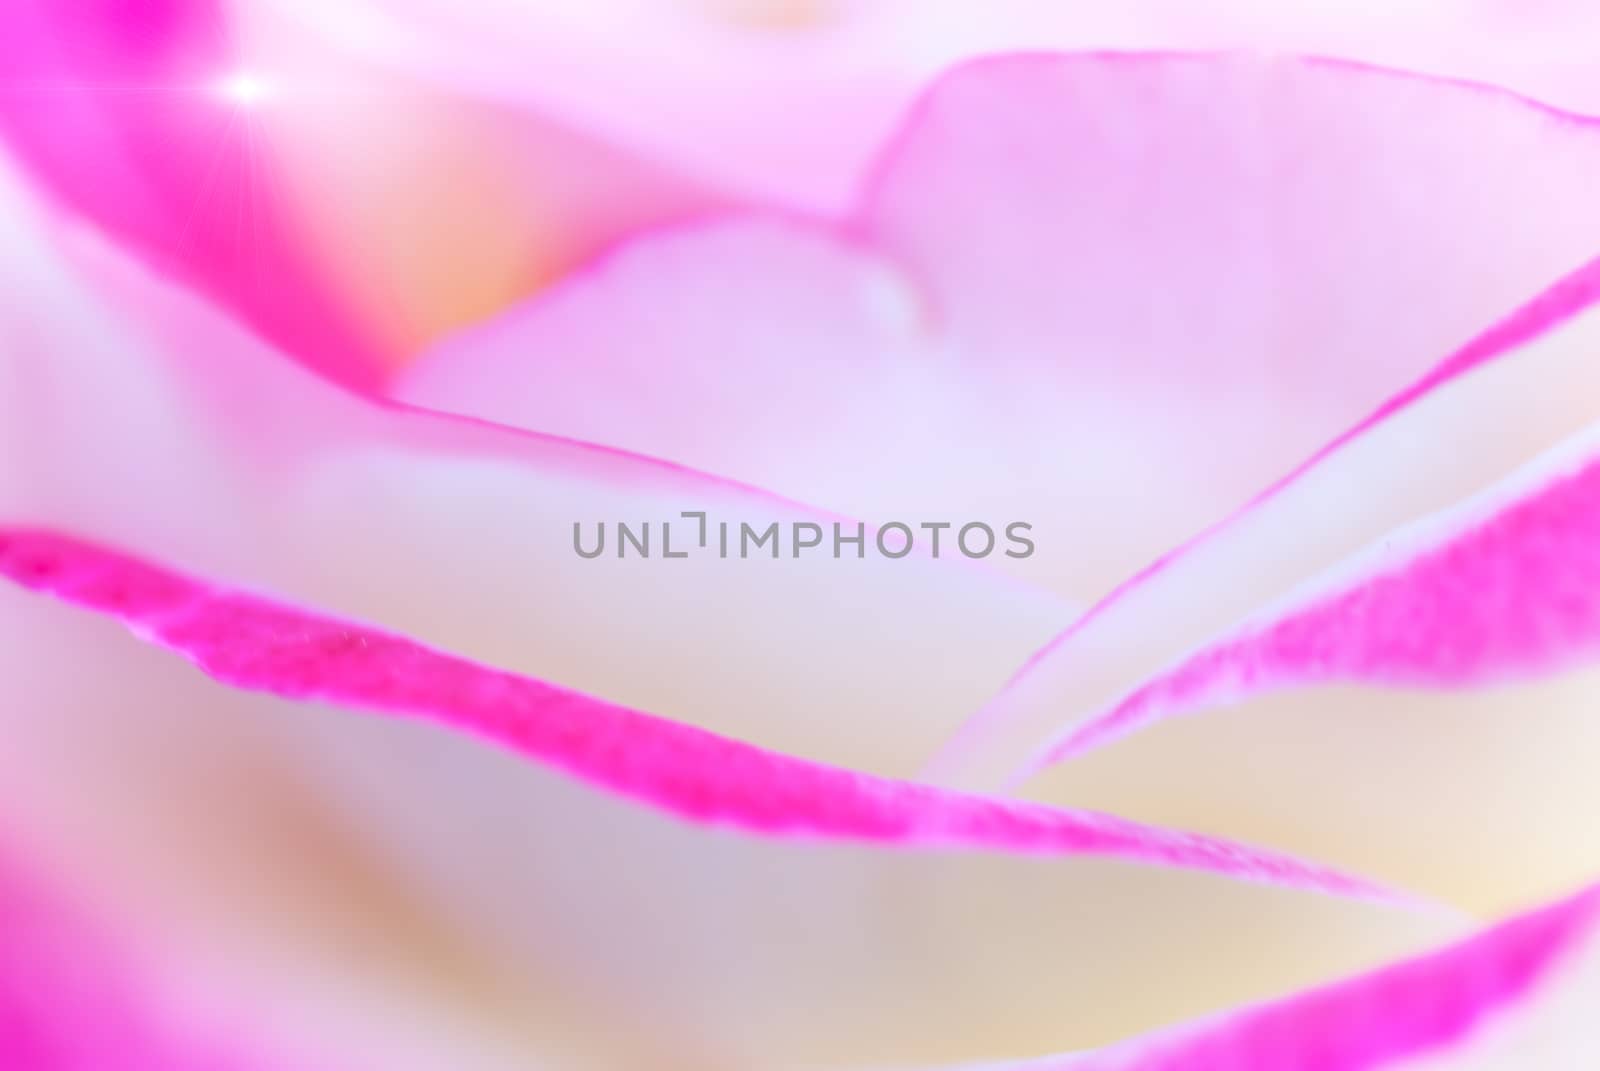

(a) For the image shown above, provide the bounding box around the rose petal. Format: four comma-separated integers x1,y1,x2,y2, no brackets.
1015,433,1600,912
926,271,1600,911
231,5,729,365
930,253,1600,793
401,54,1600,604
863,52,1600,596
1038,423,1600,767
0,530,1463,1068
0,588,622,1070
262,0,949,214
0,144,1072,782
0,0,381,387
905,881,1600,1070
0,831,297,1071
399,214,1096,590
0,2,726,384
1,809,518,1070
0,524,1390,899
265,2,1600,214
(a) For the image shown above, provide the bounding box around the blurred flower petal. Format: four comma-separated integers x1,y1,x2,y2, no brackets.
231,5,729,367
0,1,726,383
0,533,1462,1068
0,587,603,1069
0,525,1390,900
400,214,1101,588
862,53,1600,596
0,0,382,386
401,54,1600,603
0,143,1076,784
912,881,1600,1070
264,1,1600,215
6,9,1598,1067
1036,420,1600,767
931,266,1600,911
0,833,307,1071
262,0,945,214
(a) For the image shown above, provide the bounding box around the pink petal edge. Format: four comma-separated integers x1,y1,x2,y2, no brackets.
409,52,1600,612
947,881,1600,1070
855,49,1600,217
925,246,1600,784
1025,404,1600,775
0,525,1404,905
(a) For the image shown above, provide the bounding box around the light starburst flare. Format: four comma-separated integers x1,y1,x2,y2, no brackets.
215,70,271,107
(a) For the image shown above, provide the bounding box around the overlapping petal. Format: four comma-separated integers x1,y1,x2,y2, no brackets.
267,1,1600,214
0,123,1474,1065
0,0,379,385
264,0,950,214
0,526,1384,896
399,215,1091,582
0,1,725,385
379,49,1600,920
930,257,1600,911
6,8,1600,1066
1037,421,1600,766
862,51,1600,595
912,881,1600,1070
0,142,1075,783
0,526,1461,1068
401,54,1600,603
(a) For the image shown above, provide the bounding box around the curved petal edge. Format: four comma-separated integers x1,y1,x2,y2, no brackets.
0,524,1400,903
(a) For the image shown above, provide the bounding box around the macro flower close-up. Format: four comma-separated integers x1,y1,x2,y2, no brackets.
6,1,1600,1068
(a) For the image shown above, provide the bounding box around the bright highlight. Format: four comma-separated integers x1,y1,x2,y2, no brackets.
216,71,270,106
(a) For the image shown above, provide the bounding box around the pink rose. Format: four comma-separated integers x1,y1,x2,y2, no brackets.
3,3,1600,1068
